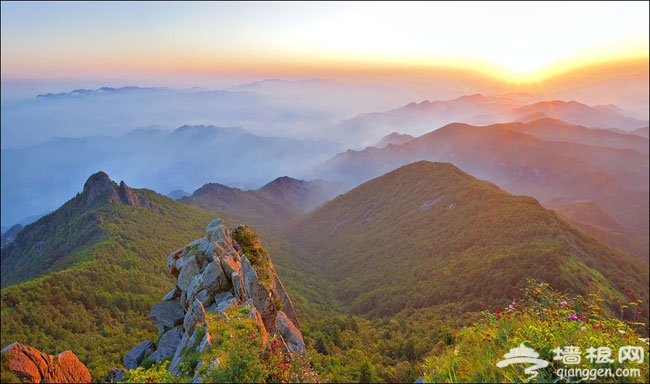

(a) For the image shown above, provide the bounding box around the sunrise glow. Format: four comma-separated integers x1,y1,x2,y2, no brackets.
1,1,648,85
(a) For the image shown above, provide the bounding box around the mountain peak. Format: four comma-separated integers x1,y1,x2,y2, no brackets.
83,172,118,206
81,172,149,207
259,176,306,192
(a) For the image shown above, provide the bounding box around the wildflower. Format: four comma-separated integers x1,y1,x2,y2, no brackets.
618,330,626,334
592,324,603,329
560,301,568,307
580,326,587,332
454,349,459,355
568,313,578,321
577,315,585,322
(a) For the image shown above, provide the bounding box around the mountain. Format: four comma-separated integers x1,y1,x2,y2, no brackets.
547,201,648,261
1,124,341,227
0,171,218,379
1,171,155,287
0,171,341,381
1,224,23,248
372,132,415,148
332,94,648,148
511,117,649,154
333,94,515,147
285,161,649,320
257,176,345,214
319,119,649,261
180,176,345,234
510,100,648,131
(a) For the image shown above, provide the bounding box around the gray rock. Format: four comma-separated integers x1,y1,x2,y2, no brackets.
213,291,235,306
216,298,237,315
275,311,305,352
162,288,181,301
148,327,182,363
169,332,195,376
185,274,205,308
206,218,228,245
202,261,231,297
194,289,212,307
241,256,276,332
167,248,184,278
197,330,212,353
232,271,246,301
177,257,201,291
184,299,206,336
218,248,240,277
271,273,300,330
104,368,127,383
150,300,184,330
124,340,156,370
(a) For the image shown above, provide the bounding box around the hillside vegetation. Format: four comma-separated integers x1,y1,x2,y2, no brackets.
285,161,649,321
1,174,217,379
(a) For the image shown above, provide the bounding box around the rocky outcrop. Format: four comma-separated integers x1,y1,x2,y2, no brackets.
83,171,151,208
129,218,304,377
1,342,92,383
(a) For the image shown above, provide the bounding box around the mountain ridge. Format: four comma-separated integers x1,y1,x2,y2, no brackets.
285,161,649,319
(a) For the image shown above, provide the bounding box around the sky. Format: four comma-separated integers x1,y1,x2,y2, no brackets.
1,1,648,89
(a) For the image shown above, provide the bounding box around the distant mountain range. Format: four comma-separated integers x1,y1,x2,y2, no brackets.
1,125,340,227
320,118,649,261
285,161,649,319
333,94,648,147
179,176,345,234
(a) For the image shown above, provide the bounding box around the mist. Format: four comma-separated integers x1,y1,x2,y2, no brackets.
1,63,648,228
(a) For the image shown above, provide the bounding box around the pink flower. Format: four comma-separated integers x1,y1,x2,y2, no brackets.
560,301,568,307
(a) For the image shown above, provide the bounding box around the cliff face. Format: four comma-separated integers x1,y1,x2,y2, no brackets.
127,218,304,377
1,342,92,383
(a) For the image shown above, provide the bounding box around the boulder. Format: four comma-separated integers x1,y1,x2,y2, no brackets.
241,256,276,332
150,300,184,330
218,248,240,276
206,218,230,246
104,368,127,383
166,248,184,278
271,273,300,330
177,256,201,291
201,261,231,297
275,311,305,352
169,332,194,376
148,327,183,363
124,340,156,370
184,299,207,336
231,271,246,301
162,287,181,301
1,342,92,383
185,274,205,308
